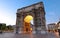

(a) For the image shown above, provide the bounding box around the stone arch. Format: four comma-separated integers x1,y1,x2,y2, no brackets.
23,15,33,33
16,2,46,34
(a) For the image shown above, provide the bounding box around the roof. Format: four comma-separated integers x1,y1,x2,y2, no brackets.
17,1,43,11
57,21,60,24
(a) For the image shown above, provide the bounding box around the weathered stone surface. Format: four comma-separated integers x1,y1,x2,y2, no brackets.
16,2,46,33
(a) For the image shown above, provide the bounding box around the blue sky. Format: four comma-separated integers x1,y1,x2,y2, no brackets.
0,0,60,25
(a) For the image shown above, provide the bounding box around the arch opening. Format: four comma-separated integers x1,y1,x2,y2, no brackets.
23,15,34,33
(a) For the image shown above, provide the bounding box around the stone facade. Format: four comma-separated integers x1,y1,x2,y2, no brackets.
16,2,46,33
47,23,57,31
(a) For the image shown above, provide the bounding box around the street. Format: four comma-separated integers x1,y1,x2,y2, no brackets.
0,32,60,38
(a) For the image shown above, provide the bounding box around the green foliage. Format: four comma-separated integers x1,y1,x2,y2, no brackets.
0,24,2,30
2,24,6,30
6,25,14,30
0,24,14,31
0,23,6,30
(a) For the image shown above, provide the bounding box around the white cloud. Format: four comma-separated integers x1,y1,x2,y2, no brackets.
0,12,16,25
0,5,16,25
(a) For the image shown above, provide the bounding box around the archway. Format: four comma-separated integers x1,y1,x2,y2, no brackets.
23,15,33,33
16,2,46,34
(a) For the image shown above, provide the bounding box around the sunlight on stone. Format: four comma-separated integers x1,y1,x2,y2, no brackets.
24,15,33,23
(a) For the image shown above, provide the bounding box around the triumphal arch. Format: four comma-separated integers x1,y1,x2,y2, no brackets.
16,2,46,34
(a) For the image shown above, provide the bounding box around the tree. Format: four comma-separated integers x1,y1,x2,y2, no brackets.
0,23,6,31
2,24,6,30
0,24,2,30
6,25,14,30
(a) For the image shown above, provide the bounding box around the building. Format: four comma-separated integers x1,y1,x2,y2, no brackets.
57,21,60,29
47,23,58,32
16,2,46,33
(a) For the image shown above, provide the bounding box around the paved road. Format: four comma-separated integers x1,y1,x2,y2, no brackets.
0,32,60,38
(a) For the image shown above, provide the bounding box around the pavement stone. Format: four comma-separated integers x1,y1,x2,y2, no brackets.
0,32,60,38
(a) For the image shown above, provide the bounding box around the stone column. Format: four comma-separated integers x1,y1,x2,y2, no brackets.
33,7,46,34
16,13,21,34
32,8,38,33
38,7,46,34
